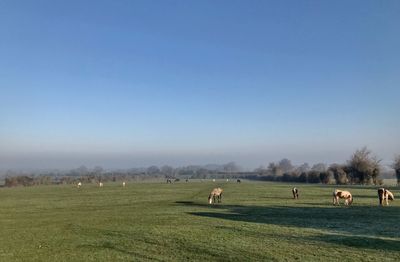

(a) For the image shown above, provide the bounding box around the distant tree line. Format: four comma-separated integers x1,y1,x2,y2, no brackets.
2,147,399,187
249,147,389,185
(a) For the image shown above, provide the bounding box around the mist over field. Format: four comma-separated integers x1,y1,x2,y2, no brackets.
0,1,399,172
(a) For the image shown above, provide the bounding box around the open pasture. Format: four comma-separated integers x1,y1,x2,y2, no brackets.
0,181,399,261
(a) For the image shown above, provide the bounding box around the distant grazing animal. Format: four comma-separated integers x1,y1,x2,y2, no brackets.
186,179,189,182
333,189,353,206
208,188,223,204
122,181,126,187
213,179,216,182
99,182,103,187
77,182,82,188
226,179,229,182
237,179,241,183
378,188,394,206
292,187,299,199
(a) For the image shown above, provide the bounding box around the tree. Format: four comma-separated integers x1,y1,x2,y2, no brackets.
346,147,381,185
267,162,283,177
296,163,310,173
307,171,321,183
298,172,307,183
146,166,160,175
392,155,400,185
311,163,327,173
319,171,331,184
278,159,294,173
93,166,104,175
161,165,174,177
223,162,241,173
329,164,348,184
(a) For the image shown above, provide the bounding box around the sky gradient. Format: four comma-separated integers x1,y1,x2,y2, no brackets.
1,1,399,169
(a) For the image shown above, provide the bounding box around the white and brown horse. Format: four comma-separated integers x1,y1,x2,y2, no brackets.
378,188,394,206
292,187,299,199
333,189,353,206
208,188,223,204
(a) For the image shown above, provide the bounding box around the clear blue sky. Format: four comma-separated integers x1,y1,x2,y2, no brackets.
1,0,399,169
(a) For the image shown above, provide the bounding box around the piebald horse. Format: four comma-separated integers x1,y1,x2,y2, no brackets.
208,188,223,204
333,189,353,206
292,187,299,199
378,188,394,206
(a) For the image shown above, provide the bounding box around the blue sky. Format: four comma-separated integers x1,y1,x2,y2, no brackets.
1,1,399,169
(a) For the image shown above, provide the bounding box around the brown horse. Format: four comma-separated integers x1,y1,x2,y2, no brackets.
208,188,223,204
378,188,394,206
333,189,353,206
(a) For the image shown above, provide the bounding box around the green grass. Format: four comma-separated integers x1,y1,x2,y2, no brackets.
0,181,399,261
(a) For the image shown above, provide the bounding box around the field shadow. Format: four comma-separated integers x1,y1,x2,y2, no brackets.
178,202,400,241
308,234,400,251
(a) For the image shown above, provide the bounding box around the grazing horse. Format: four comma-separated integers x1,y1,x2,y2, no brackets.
237,179,241,183
122,181,126,187
208,188,223,204
378,188,394,206
292,187,299,199
98,182,103,187
333,189,353,206
77,182,82,188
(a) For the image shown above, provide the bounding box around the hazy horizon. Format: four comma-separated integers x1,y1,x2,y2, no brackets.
1,1,399,170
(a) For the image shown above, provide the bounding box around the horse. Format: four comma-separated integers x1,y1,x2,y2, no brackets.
378,188,394,206
237,179,241,183
122,181,126,187
292,187,299,199
333,189,353,206
99,182,103,187
208,188,223,204
77,182,82,188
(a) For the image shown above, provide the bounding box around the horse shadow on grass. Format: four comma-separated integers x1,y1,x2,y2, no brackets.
176,201,400,251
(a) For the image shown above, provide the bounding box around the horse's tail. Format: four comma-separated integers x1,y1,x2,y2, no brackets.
387,191,394,200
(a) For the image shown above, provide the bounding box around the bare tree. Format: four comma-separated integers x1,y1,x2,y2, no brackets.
278,159,294,173
267,162,283,176
146,166,160,176
311,163,327,172
346,147,381,185
223,162,241,173
392,155,400,185
296,163,310,173
329,164,348,185
161,165,174,177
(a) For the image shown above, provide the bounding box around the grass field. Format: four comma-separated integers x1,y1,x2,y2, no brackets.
0,180,399,261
